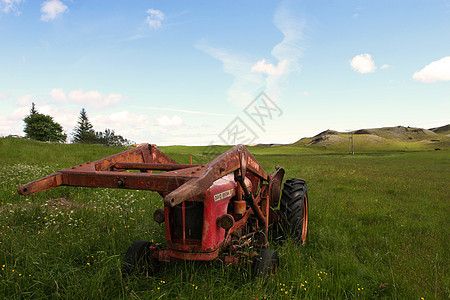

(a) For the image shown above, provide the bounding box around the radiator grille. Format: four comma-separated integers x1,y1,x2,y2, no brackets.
172,201,203,241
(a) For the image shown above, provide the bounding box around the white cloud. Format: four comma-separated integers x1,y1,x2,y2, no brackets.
196,42,263,107
104,93,124,106
197,4,305,108
145,9,164,29
265,4,305,93
91,110,151,142
196,43,254,78
272,5,304,70
0,117,19,136
49,88,125,109
49,88,67,101
251,59,289,76
352,6,363,18
350,53,376,73
68,89,102,103
380,64,390,70
9,106,29,120
135,105,234,117
154,115,183,132
93,111,150,130
413,56,450,83
41,0,68,22
1,0,23,15
16,94,32,106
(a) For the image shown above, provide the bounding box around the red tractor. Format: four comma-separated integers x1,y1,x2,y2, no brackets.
18,144,308,277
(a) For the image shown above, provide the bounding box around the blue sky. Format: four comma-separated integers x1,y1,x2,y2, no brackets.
0,0,449,145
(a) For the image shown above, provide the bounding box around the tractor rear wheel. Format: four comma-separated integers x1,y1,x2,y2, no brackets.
252,248,279,278
279,178,309,244
123,241,159,276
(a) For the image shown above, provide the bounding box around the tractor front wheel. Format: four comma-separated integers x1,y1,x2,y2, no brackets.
123,241,159,276
280,178,309,244
252,248,279,277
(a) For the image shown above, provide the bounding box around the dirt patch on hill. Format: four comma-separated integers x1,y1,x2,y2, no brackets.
313,129,339,138
354,129,371,135
429,124,450,134
367,126,437,140
308,134,345,146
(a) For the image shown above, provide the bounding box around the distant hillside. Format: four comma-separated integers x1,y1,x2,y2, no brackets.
293,125,449,152
429,124,450,134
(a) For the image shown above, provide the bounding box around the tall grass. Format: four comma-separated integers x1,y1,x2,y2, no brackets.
0,137,448,298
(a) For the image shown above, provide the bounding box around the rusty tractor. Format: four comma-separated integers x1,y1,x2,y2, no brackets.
18,144,308,277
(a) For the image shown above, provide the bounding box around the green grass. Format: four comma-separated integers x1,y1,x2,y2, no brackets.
0,137,448,299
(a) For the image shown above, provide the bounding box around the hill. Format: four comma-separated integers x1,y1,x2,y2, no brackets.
429,124,450,134
293,125,449,152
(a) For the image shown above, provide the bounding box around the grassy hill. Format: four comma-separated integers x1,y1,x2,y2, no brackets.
429,124,450,134
292,125,449,153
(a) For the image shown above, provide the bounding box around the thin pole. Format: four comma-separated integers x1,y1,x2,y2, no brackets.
348,131,354,155
351,132,354,155
348,132,351,154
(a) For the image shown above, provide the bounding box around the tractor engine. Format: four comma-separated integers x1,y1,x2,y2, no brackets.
159,174,252,261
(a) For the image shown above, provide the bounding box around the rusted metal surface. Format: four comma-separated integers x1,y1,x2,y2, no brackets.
268,167,284,207
18,168,196,195
164,144,267,207
301,194,309,244
267,167,285,224
18,173,63,195
114,162,200,171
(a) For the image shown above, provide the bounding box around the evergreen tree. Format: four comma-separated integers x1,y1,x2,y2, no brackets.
23,103,66,142
72,108,98,143
96,129,132,146
30,102,38,115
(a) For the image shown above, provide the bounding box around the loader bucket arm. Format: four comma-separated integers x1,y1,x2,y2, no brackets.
18,144,268,209
17,144,185,195
164,144,268,207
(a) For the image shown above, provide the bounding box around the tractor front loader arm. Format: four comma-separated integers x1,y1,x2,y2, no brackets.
164,144,268,207
18,172,64,195
17,144,188,196
18,144,270,219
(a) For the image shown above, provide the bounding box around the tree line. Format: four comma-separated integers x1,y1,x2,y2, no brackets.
23,103,132,146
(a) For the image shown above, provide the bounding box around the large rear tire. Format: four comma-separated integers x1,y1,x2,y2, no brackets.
123,241,159,276
279,178,309,244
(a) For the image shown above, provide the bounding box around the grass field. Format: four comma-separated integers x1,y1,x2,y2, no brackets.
0,137,448,299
